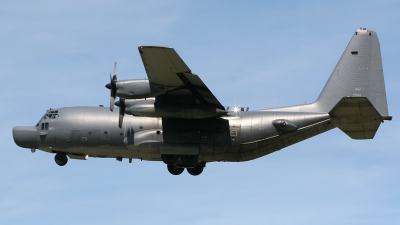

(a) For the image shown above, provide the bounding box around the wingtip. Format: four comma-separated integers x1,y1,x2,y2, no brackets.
138,45,173,49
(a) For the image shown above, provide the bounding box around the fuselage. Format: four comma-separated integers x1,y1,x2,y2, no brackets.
13,106,330,162
11,29,391,176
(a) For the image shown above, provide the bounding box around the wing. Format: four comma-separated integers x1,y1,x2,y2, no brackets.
138,46,225,110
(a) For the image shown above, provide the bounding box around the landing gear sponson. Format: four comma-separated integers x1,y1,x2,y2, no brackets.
162,154,205,176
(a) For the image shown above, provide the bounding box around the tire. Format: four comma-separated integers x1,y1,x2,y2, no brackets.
161,154,179,164
167,165,184,175
55,153,68,166
187,165,204,176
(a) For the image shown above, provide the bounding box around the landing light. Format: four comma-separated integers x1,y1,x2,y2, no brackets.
85,155,89,159
233,107,239,112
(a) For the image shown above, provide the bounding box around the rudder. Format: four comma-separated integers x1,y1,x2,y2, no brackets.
315,28,389,117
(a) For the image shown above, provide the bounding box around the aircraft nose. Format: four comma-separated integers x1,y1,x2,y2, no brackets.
13,126,38,148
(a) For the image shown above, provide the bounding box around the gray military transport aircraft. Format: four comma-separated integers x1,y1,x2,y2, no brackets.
13,28,392,176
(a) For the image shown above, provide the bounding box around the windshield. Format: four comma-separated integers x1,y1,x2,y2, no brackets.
42,109,59,119
36,109,59,126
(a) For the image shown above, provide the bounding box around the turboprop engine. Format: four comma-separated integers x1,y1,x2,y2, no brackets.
114,98,227,128
105,62,164,111
106,79,162,99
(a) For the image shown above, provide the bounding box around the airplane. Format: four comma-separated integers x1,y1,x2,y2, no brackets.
13,28,392,176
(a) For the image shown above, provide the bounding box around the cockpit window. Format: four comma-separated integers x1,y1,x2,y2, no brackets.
42,110,59,119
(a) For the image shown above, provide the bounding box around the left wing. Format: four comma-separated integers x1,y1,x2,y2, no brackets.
138,46,225,110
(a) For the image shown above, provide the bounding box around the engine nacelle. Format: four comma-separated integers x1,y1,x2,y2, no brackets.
125,103,227,119
115,79,163,99
115,98,155,108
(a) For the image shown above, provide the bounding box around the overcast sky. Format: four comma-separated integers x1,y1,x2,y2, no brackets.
1,1,399,224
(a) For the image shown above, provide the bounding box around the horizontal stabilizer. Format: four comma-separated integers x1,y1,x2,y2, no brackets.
330,97,383,139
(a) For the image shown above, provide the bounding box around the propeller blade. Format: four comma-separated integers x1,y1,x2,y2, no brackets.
108,62,118,111
110,95,115,112
119,98,125,128
113,62,117,82
119,113,124,128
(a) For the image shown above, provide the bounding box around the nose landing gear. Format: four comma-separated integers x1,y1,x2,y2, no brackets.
55,153,68,166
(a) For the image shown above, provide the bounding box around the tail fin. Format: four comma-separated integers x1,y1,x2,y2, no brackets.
316,28,389,117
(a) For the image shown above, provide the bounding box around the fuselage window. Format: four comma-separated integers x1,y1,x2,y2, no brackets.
41,122,49,130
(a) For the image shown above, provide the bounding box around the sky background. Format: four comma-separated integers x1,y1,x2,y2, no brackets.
1,1,400,224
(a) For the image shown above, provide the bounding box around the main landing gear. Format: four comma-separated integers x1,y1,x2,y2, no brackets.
162,154,205,176
55,152,68,166
187,165,204,176
167,165,184,175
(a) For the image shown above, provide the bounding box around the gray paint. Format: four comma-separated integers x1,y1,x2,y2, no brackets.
260,30,389,117
12,29,391,175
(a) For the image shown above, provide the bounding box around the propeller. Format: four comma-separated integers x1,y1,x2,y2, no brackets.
119,98,125,128
105,62,118,111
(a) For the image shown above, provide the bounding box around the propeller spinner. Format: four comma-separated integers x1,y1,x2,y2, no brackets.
105,62,118,111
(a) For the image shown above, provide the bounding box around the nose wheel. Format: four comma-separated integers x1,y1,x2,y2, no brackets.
55,153,68,166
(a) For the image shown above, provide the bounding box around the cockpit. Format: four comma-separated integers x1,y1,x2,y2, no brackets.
42,109,59,119
36,109,60,127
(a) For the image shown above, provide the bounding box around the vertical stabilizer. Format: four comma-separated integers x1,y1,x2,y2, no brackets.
316,29,389,117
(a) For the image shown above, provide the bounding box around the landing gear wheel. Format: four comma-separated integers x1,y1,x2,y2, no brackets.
167,165,184,175
161,154,179,165
181,155,198,166
187,165,204,176
55,153,68,166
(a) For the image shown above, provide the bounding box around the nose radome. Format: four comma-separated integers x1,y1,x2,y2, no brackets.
13,126,38,148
